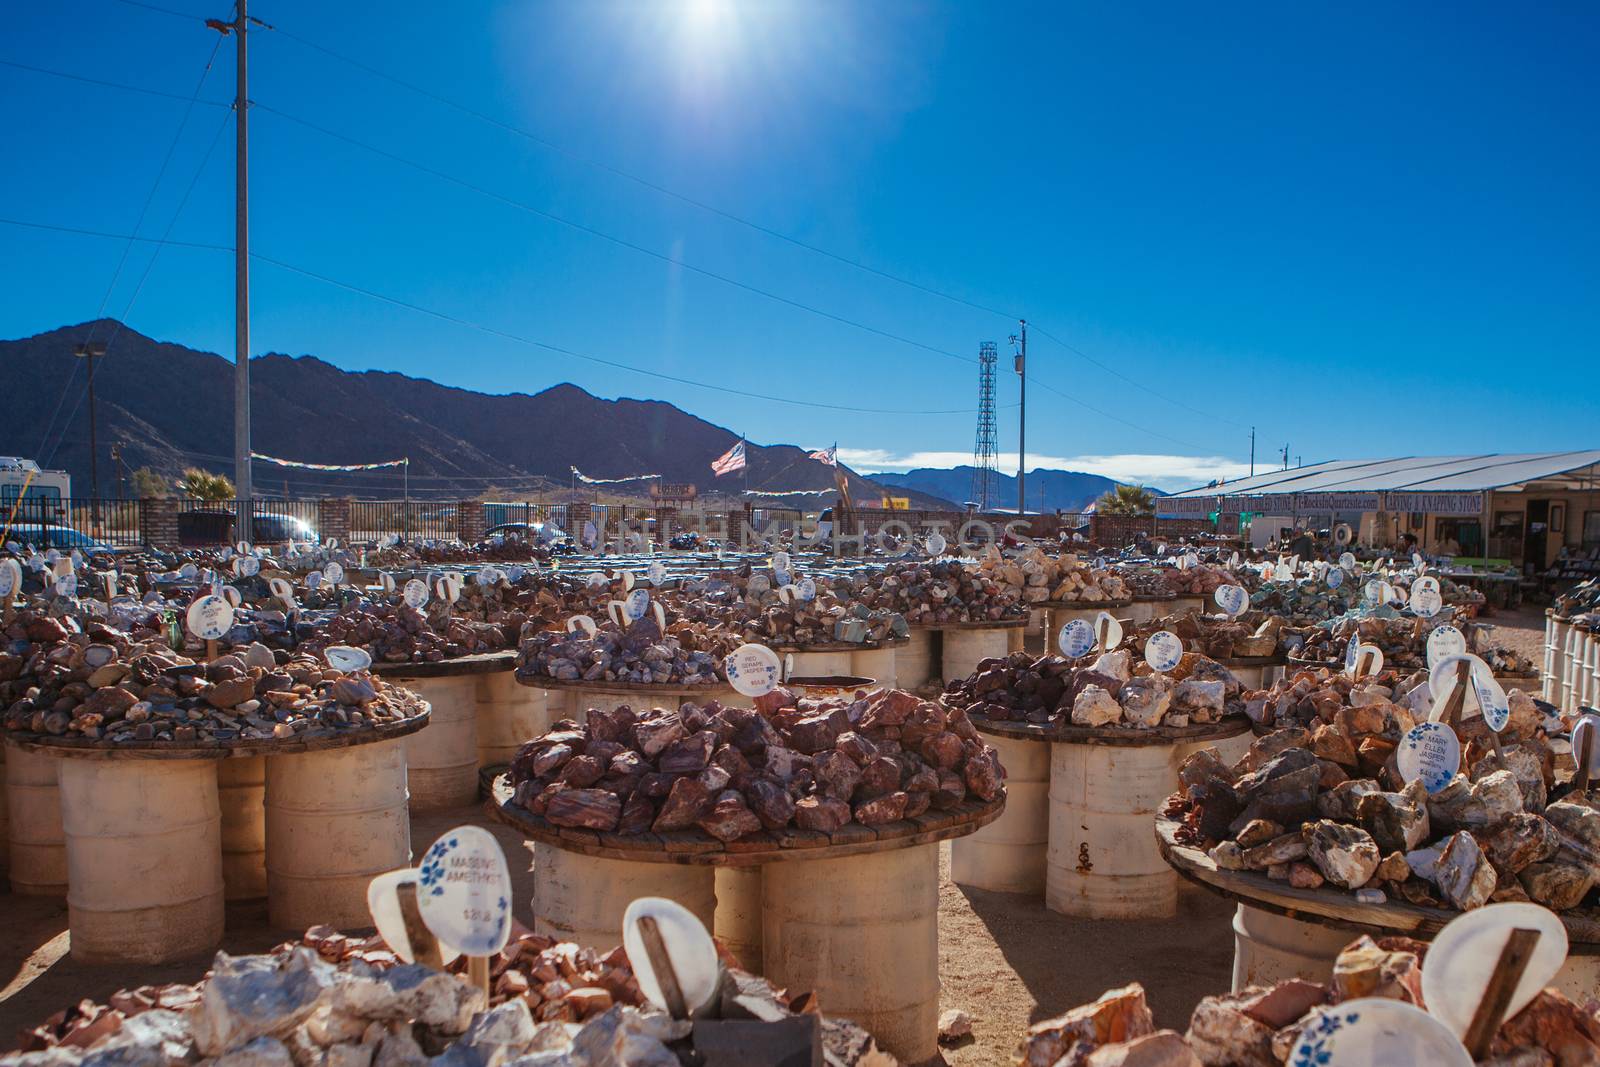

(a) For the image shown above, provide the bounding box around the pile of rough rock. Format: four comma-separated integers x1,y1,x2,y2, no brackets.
1,615,427,745
1293,614,1458,669
1017,936,1600,1066
941,651,1243,730
1164,563,1241,597
300,600,513,664
673,576,908,649
843,560,1027,625
509,688,1004,839
1169,679,1596,912
6,926,893,1067
515,615,731,686
976,548,1128,606
1247,579,1352,628
1126,613,1283,661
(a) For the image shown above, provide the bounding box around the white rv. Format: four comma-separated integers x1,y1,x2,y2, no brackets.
0,457,72,522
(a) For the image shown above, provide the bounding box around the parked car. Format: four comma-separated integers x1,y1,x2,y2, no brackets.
4,523,118,556
178,510,318,547
484,521,567,544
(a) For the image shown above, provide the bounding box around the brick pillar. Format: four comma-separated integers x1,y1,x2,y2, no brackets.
140,497,179,549
317,498,352,545
458,500,485,543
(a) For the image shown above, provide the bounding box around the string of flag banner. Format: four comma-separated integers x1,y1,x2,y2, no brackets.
250,452,408,471
741,488,832,497
569,466,662,485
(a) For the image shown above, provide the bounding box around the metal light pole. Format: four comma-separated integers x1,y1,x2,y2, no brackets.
74,342,108,518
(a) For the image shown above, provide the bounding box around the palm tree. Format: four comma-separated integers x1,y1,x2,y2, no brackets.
1097,484,1155,515
179,467,235,502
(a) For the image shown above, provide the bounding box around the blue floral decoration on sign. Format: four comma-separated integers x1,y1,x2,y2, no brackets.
1291,1008,1361,1067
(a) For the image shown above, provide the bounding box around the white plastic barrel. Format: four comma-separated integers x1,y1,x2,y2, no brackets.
400,675,480,810
1223,662,1267,691
762,843,940,1063
1048,604,1115,645
1047,741,1180,919
217,756,267,900
476,671,549,766
6,746,65,896
1563,624,1584,713
851,647,897,691
942,629,1011,684
531,842,714,952
1128,600,1157,626
1546,614,1567,704
58,759,224,963
951,734,1048,894
897,630,936,690
714,866,763,974
1230,904,1355,991
785,649,854,679
266,738,411,931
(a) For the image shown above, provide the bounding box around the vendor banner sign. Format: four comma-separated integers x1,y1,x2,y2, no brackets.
1383,491,1485,515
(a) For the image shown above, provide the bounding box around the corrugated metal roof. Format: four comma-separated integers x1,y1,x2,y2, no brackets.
1170,451,1600,498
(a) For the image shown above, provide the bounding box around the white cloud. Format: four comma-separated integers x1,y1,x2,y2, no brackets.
834,449,1252,492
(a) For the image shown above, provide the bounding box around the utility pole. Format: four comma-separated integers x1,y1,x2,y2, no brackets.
73,342,107,501
110,443,126,499
1011,320,1027,515
224,0,253,534
1249,427,1256,477
1281,444,1290,470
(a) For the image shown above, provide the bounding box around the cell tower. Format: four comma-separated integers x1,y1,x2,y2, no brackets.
970,341,999,510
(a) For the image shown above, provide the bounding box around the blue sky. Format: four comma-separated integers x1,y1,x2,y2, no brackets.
2,1,1596,491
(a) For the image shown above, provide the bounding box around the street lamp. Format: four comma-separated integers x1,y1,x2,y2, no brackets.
74,342,108,517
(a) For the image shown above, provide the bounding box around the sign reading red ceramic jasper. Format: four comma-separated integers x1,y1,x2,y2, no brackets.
1144,630,1183,673
726,642,782,697
417,825,513,957
186,594,235,640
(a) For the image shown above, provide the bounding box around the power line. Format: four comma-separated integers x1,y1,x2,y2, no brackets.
0,57,230,107
104,0,206,20
1029,323,1249,430
252,103,975,368
1030,378,1212,452
0,217,985,417
256,19,1017,322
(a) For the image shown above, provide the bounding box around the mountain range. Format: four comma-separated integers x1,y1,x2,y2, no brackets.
0,321,960,507
871,465,1157,513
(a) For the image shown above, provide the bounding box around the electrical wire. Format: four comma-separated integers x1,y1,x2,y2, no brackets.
255,19,1018,322
0,216,985,417
0,58,229,107
31,31,226,469
252,103,975,368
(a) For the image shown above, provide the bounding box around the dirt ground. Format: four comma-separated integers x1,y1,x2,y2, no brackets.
0,607,1553,1064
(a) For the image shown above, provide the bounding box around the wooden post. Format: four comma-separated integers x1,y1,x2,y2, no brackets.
206,639,219,661
395,881,444,969
467,955,490,998
1576,726,1594,793
1463,927,1541,1058
637,915,690,1019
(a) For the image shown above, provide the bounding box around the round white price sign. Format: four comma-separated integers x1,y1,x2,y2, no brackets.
1144,630,1184,673
1397,721,1462,794
417,826,513,957
269,577,296,609
624,588,651,622
325,645,373,673
1326,567,1344,590
403,578,429,608
1213,585,1248,617
0,559,20,598
648,561,667,586
54,572,78,598
1058,619,1095,658
323,562,345,586
186,594,235,640
1426,625,1467,669
476,566,503,587
796,577,817,602
565,614,598,636
926,532,947,556
725,643,782,697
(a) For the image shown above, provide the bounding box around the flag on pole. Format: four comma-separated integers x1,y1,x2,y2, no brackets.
808,444,837,467
711,440,747,477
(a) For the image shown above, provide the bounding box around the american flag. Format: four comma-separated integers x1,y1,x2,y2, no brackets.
808,445,837,466
711,440,746,477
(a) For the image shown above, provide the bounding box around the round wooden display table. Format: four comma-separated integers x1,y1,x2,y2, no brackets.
518,676,741,722
773,638,907,689
4,744,66,896
924,619,1029,685
1155,813,1600,998
1546,611,1569,705
1213,656,1284,692
1129,593,1177,627
4,711,427,964
493,790,1003,1064
1169,594,1207,617
897,628,937,689
375,651,516,810
961,714,1249,919
1042,600,1133,651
